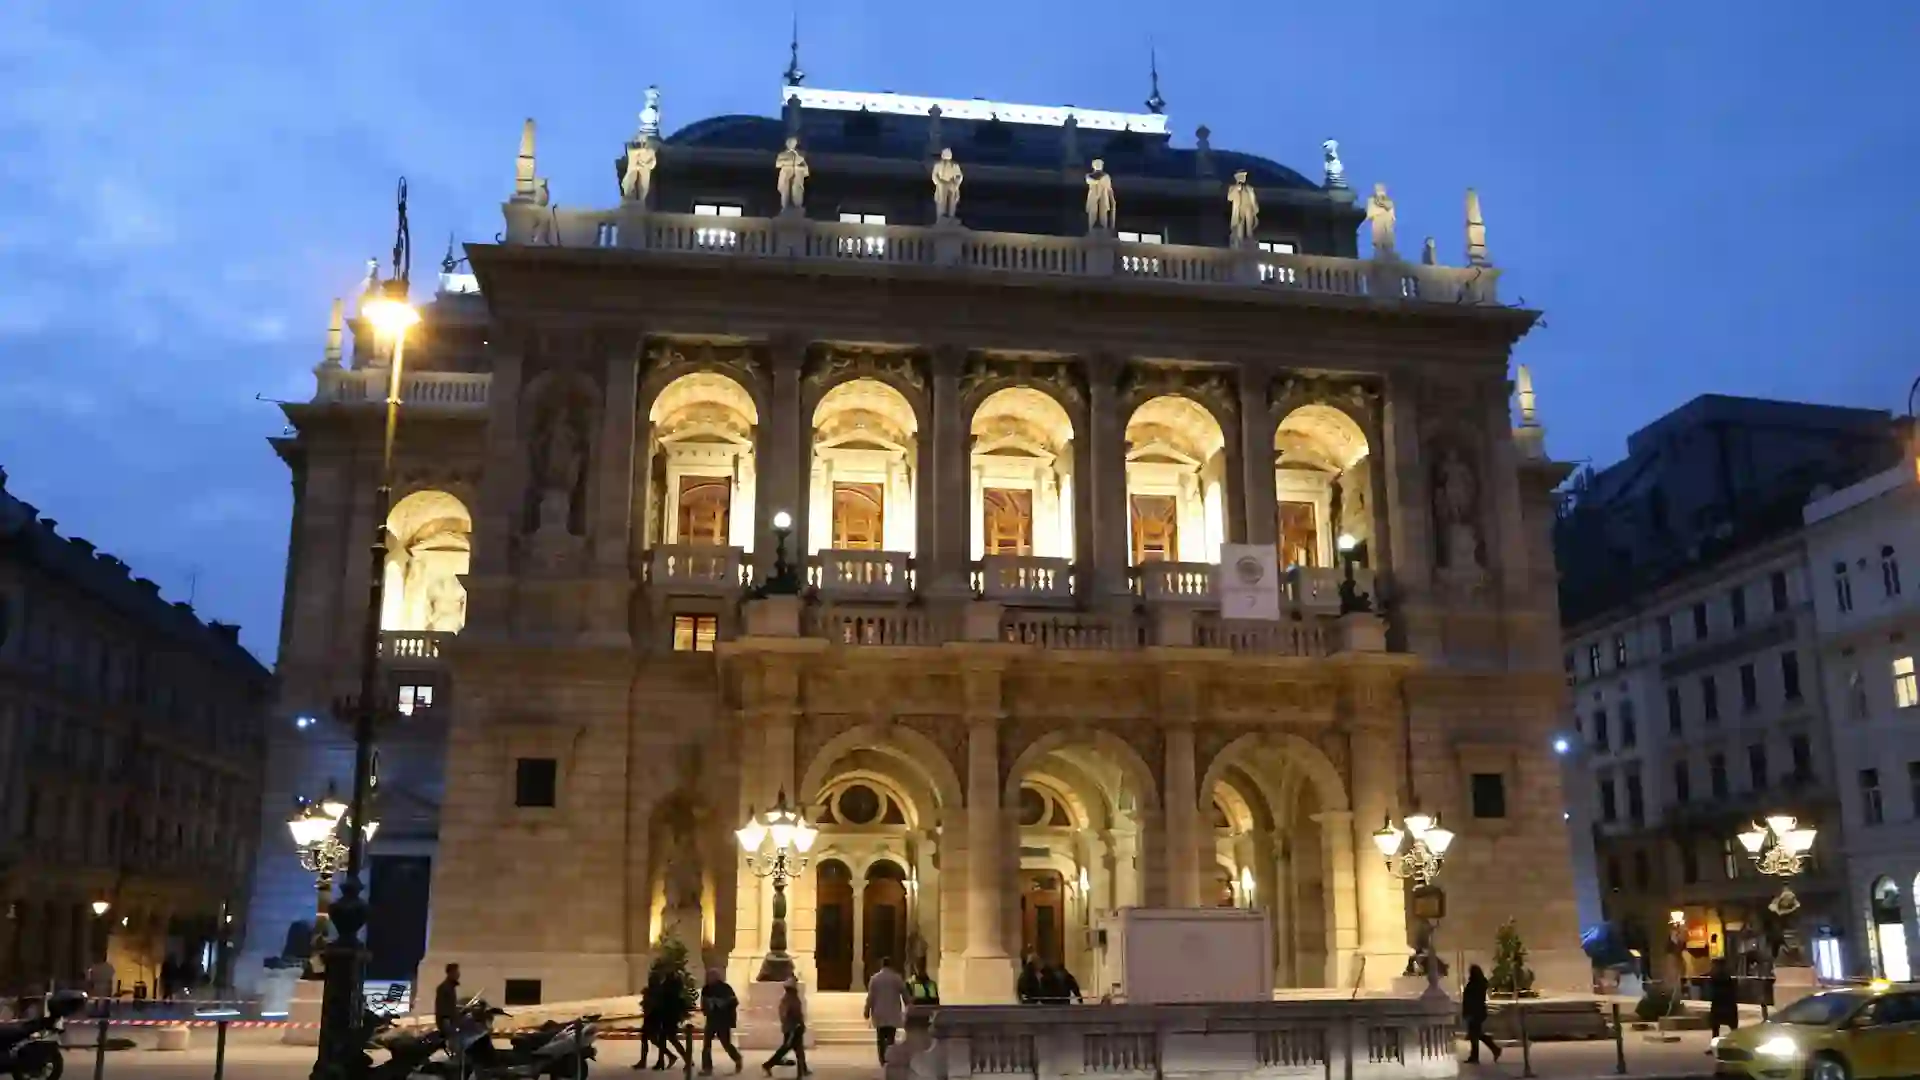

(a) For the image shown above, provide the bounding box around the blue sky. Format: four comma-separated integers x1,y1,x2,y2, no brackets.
3,1,1916,663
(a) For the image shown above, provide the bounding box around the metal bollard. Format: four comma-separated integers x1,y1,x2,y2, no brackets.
682,1023,695,1074
1517,1001,1535,1079
93,1018,108,1080
214,1021,229,1080
1611,1003,1626,1074
574,1032,584,1080
1760,997,1770,1022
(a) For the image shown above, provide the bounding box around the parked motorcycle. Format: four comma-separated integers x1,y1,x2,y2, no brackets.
0,990,88,1080
429,999,599,1080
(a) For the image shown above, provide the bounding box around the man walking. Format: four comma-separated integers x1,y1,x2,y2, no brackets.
863,957,909,1066
434,963,462,1036
699,969,743,1075
761,980,808,1077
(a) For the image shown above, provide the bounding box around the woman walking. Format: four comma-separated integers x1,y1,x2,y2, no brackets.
760,980,809,1077
1461,965,1501,1064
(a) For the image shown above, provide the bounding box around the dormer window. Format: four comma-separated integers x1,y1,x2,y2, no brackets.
692,203,743,250
1258,240,1298,284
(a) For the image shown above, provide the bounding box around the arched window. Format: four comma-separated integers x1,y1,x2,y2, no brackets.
1882,545,1902,599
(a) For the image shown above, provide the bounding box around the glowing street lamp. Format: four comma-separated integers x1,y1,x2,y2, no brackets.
1336,532,1373,614
736,789,818,982
1373,810,1455,886
760,510,802,595
1739,815,1817,878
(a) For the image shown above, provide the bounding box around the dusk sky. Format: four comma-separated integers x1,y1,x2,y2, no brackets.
3,1,1916,663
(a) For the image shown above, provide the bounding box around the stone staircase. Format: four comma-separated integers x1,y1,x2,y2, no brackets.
804,991,875,1046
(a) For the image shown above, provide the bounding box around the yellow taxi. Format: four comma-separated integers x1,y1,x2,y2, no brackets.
1712,983,1920,1080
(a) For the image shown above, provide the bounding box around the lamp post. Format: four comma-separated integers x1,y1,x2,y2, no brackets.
1336,532,1372,614
313,178,415,1080
1739,815,1817,916
1373,811,1457,990
288,782,380,974
735,790,818,982
760,510,802,596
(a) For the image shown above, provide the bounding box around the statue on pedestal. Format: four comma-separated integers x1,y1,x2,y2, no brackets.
775,137,809,212
1321,139,1347,189
1365,183,1397,259
1421,237,1437,265
1227,170,1259,245
619,140,658,206
1433,447,1480,570
534,409,584,535
932,148,964,221
638,85,662,139
1085,158,1116,233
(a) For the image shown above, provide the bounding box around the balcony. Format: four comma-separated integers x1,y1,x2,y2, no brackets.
313,368,491,408
1289,565,1376,615
1133,561,1216,603
378,630,454,665
646,544,748,593
974,555,1073,605
808,550,913,599
505,208,1502,307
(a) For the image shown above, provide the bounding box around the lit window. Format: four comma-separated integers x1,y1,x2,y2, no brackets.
835,212,887,256
692,204,742,250
1257,241,1297,284
673,614,718,653
1117,230,1164,244
1894,656,1917,709
1613,633,1628,666
1118,230,1164,276
396,684,433,716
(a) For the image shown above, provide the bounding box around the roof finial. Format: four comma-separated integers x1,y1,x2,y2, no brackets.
441,231,458,274
783,12,805,87
1145,43,1166,114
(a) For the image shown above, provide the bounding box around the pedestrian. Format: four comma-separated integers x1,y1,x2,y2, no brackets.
434,963,462,1036
906,963,940,1007
158,957,178,1003
864,956,909,1066
761,979,808,1076
1053,965,1081,1003
1461,965,1501,1064
1015,956,1044,1003
699,968,743,1075
1708,958,1739,1042
636,970,684,1070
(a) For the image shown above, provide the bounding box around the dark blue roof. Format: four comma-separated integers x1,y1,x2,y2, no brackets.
667,109,1319,190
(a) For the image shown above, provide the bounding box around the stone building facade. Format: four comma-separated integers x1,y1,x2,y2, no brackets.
257,80,1582,1006
0,468,269,995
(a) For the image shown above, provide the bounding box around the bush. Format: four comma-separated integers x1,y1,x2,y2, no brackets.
1490,918,1536,996
650,935,699,1013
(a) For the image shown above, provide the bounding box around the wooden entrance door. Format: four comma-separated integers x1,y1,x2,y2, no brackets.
1278,501,1319,568
1130,494,1178,564
1019,871,1066,970
832,483,885,550
983,488,1034,555
676,477,731,546
815,861,855,991
862,862,909,984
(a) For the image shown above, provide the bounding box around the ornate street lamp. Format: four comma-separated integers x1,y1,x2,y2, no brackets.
287,783,380,975
736,790,818,982
759,510,802,596
1336,532,1373,614
313,177,415,1080
1371,811,1456,887
1739,814,1816,917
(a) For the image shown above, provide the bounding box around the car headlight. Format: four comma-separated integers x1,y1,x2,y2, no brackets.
1756,1036,1800,1059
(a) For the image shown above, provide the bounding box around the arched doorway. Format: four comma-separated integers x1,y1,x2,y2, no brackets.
815,860,855,991
969,387,1076,561
645,371,759,553
1124,396,1227,566
1020,871,1067,970
1869,876,1909,981
862,861,909,984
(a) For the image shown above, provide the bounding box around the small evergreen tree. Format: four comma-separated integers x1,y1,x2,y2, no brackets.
1489,917,1535,996
650,934,700,1013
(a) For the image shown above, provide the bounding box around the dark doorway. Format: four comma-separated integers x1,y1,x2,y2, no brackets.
862,862,909,985
367,856,433,982
1020,871,1065,970
816,861,855,991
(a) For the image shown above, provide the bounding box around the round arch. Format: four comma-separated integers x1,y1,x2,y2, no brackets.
798,723,964,822
803,365,932,441
962,375,1085,432
638,346,770,427
1003,728,1162,814
1197,732,1350,816
381,489,473,633
1122,391,1234,455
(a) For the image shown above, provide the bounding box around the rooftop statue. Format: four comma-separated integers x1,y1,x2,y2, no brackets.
775,136,810,212
1227,170,1259,245
1365,183,1397,260
638,85,662,139
620,140,658,206
1085,158,1116,233
932,148,964,222
1421,237,1437,266
1321,139,1347,189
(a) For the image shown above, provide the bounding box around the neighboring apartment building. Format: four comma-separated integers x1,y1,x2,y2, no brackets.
1803,462,1920,981
1556,396,1902,981
0,467,272,994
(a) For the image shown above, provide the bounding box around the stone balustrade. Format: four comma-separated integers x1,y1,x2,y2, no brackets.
378,629,453,664
505,206,1501,306
646,544,749,592
1289,566,1377,614
312,368,491,407
1134,561,1217,603
922,1000,1459,1080
810,550,914,598
975,555,1074,604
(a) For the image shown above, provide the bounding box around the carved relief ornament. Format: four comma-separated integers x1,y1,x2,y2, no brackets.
1119,363,1238,422
1268,373,1382,425
959,353,1086,412
806,345,927,394
644,340,765,387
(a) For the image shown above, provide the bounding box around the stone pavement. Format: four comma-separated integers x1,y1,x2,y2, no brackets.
64,1025,1729,1080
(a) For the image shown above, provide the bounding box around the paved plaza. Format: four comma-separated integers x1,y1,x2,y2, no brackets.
64,1024,1735,1080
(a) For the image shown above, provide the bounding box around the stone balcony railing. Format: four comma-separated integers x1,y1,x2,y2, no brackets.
645,544,751,592
313,367,492,408
809,550,914,598
378,630,455,665
923,1000,1459,1080
1291,565,1377,615
1133,561,1217,603
505,206,1502,306
974,555,1074,604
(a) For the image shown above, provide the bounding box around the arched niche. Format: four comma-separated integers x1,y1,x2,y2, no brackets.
645,371,759,552
380,490,473,633
1273,403,1374,569
969,387,1077,561
809,378,919,556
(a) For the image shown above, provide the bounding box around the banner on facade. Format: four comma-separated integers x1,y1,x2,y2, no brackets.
1217,544,1281,621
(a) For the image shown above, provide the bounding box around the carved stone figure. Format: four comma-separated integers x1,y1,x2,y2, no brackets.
932,148,964,221
1321,139,1347,189
620,140,658,205
1421,237,1437,265
534,177,550,208
638,85,662,139
1433,447,1480,569
775,137,809,211
1227,170,1259,245
1366,183,1397,259
534,408,584,534
425,572,466,633
1085,158,1116,233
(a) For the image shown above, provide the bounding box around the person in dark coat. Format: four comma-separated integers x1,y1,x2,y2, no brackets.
1015,957,1045,1003
634,970,684,1070
1708,958,1740,1040
1461,965,1501,1063
698,969,742,1075
760,980,808,1076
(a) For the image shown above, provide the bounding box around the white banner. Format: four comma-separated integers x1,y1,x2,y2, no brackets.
1217,544,1281,621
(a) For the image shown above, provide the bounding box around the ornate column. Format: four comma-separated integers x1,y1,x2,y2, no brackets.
1082,354,1131,602
923,345,971,596
1164,721,1201,907
1239,370,1277,547
1348,712,1407,987
754,339,807,581
960,664,1012,1001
